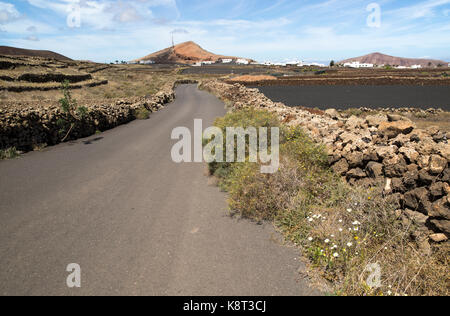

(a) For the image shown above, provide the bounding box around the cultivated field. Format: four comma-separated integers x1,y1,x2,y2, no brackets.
251,85,450,111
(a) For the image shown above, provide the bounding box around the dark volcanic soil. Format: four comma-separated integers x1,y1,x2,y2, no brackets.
251,85,450,111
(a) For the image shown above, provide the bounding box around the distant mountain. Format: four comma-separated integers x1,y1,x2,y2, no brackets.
0,46,72,61
340,52,447,67
134,41,252,64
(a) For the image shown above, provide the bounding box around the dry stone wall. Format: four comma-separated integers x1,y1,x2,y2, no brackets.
199,80,450,242
0,81,175,151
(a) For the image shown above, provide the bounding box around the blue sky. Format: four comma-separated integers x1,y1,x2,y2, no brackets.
0,0,449,63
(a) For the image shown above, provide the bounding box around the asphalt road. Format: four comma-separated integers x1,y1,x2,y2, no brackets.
0,84,315,296
252,85,450,111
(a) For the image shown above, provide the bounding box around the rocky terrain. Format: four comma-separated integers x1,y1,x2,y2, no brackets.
340,52,447,68
199,80,450,246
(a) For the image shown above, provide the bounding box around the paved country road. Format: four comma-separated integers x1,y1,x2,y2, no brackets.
0,84,316,296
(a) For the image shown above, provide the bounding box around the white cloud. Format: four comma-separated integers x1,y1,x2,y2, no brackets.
25,35,40,41
387,0,450,19
0,1,20,24
27,0,178,29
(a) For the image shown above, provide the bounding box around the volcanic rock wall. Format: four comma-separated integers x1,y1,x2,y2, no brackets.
199,80,450,243
0,82,175,151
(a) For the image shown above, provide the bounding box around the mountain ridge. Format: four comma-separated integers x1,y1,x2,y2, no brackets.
0,46,72,61
340,52,447,67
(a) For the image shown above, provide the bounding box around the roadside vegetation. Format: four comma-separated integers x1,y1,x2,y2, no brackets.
206,108,449,296
0,147,19,160
135,107,150,120
57,80,88,141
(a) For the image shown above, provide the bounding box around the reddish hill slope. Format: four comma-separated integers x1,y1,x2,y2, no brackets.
134,41,252,64
340,52,447,67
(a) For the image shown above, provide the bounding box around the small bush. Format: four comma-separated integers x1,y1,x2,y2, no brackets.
135,107,150,120
0,147,19,160
207,108,280,180
58,80,89,141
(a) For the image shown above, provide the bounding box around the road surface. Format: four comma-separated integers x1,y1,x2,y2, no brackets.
0,84,315,296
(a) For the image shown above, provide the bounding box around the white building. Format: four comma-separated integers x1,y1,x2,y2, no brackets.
139,60,155,65
286,60,300,66
343,61,374,68
304,62,326,67
236,58,249,65
221,58,233,64
411,64,422,69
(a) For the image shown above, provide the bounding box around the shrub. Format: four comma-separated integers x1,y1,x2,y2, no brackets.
0,147,19,160
135,107,150,120
58,80,88,141
206,107,280,180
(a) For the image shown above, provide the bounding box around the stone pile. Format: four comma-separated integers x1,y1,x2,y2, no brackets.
199,80,450,243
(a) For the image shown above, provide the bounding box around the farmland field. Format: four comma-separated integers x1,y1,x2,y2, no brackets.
251,85,450,111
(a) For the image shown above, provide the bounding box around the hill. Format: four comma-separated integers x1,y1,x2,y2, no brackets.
0,46,72,61
340,52,447,67
134,41,252,64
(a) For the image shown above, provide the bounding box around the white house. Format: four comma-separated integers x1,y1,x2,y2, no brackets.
221,58,233,64
286,60,301,66
343,61,373,68
304,62,326,67
411,65,422,69
139,60,155,65
236,59,249,65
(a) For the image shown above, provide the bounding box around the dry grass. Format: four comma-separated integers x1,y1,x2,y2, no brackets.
229,75,278,82
207,108,449,296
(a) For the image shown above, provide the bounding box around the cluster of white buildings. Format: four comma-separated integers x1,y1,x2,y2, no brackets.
128,60,155,65
342,61,424,69
192,58,251,67
396,64,422,69
343,61,374,68
260,60,326,67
